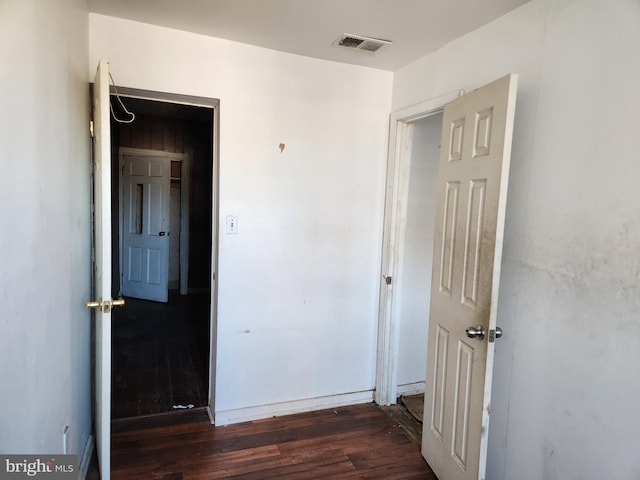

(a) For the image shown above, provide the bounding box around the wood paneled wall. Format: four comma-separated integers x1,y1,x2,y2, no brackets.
111,112,213,293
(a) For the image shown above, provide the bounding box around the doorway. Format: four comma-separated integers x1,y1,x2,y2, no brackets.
395,113,442,420
108,92,218,419
376,91,459,407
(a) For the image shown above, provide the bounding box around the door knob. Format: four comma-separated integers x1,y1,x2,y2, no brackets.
86,297,125,313
159,231,167,236
495,327,503,339
466,325,485,340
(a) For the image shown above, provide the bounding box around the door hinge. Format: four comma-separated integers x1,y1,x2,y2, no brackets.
89,120,94,138
385,275,392,285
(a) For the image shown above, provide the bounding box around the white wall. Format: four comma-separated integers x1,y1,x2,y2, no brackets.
0,0,92,459
393,0,640,478
90,15,393,422
396,114,442,390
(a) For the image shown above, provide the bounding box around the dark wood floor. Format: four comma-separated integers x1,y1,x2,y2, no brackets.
111,292,210,418
105,403,436,479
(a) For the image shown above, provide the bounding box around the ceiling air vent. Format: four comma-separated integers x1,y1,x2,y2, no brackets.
332,33,392,54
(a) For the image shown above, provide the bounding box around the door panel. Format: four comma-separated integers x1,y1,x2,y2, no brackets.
430,325,449,439
422,74,518,480
440,180,460,294
92,59,112,480
122,154,170,302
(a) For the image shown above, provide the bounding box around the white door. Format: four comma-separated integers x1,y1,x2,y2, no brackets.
422,74,518,480
121,154,170,302
90,59,116,480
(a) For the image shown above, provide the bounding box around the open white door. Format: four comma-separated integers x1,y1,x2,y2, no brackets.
121,154,171,302
422,74,518,480
88,59,121,480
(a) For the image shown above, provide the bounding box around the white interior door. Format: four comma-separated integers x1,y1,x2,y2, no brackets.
422,74,518,480
91,59,113,480
121,154,170,302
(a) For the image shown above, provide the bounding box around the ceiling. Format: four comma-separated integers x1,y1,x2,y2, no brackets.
86,0,529,71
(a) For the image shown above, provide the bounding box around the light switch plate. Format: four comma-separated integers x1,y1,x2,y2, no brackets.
226,215,238,234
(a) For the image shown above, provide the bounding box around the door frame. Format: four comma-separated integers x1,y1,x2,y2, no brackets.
376,90,461,406
118,147,190,297
110,85,220,422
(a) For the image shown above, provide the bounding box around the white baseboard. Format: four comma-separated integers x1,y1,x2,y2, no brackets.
77,434,94,480
214,390,375,426
206,405,215,425
397,382,425,397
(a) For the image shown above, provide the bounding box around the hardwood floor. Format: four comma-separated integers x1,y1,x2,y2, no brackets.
111,292,210,418
380,403,423,448
107,403,436,479
400,394,424,424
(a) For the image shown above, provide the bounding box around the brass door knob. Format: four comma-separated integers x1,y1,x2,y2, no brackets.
86,298,125,313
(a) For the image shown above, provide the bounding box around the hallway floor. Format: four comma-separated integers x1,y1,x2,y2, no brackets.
111,292,210,419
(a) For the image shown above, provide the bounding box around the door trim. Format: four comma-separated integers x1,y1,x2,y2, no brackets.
111,85,221,422
376,91,461,406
